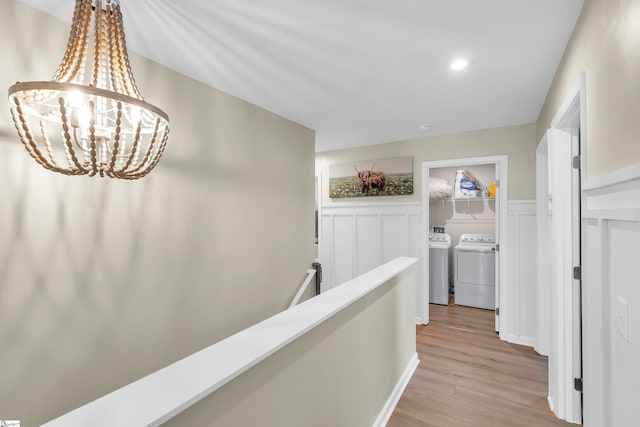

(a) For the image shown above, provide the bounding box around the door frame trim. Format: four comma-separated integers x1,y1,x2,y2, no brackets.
544,71,586,424
421,155,508,335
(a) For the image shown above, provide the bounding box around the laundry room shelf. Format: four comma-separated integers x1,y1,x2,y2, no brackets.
430,197,496,203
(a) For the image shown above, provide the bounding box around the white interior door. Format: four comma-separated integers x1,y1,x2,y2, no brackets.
570,127,582,424
494,163,501,331
546,128,582,423
536,135,550,356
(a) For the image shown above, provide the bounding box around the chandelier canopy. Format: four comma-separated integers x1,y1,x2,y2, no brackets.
8,0,170,179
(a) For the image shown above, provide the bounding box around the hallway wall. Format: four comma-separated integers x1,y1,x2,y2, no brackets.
316,123,537,205
0,2,315,426
537,0,640,424
537,0,640,179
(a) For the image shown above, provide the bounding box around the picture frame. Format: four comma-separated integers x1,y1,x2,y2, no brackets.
329,156,413,198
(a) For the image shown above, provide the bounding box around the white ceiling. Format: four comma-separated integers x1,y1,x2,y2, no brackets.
18,0,584,152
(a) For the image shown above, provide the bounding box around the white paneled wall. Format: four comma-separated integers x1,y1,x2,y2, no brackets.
506,201,537,347
381,215,407,263
321,200,539,346
582,165,640,427
333,215,355,285
429,199,496,247
320,203,425,322
356,215,379,275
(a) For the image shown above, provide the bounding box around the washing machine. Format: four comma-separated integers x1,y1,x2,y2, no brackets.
454,234,496,310
429,233,451,305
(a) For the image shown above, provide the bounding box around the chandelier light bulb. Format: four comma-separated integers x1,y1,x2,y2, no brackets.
7,0,170,179
68,90,83,108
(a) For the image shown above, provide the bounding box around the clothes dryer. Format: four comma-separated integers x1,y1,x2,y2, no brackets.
429,233,451,305
453,234,496,310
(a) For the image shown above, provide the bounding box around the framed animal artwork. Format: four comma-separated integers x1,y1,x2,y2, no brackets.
329,156,413,198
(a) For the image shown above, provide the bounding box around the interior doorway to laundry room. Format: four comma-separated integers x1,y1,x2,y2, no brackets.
421,156,508,334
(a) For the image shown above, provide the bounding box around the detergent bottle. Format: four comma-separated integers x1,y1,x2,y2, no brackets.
489,182,496,198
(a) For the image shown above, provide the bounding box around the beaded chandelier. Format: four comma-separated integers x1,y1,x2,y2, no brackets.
8,0,169,179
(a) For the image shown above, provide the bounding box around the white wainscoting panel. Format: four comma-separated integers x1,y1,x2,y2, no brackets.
408,214,424,316
321,201,541,334
429,199,496,261
333,215,355,287
382,215,408,264
320,203,426,323
356,215,379,276
582,217,605,427
506,201,537,347
608,221,639,427
582,163,640,427
320,215,333,293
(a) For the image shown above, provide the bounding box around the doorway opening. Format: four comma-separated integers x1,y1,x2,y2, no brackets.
421,155,508,334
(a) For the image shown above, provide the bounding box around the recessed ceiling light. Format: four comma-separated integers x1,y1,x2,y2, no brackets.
418,124,432,131
450,58,469,71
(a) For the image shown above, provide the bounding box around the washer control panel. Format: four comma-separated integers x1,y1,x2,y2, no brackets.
429,233,451,244
459,234,495,244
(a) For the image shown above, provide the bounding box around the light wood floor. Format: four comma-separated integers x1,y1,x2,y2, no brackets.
388,302,576,427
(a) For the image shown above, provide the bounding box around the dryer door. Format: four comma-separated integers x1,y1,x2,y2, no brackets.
456,250,495,286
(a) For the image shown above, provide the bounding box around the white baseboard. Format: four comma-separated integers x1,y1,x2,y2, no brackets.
372,352,419,427
505,334,536,348
415,316,425,325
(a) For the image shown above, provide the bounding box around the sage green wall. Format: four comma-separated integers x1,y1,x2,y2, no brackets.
0,2,315,426
316,123,537,205
537,0,640,179
166,267,416,427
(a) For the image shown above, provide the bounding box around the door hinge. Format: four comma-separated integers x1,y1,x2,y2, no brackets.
574,377,583,392
572,155,581,170
573,266,582,280
496,307,500,316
